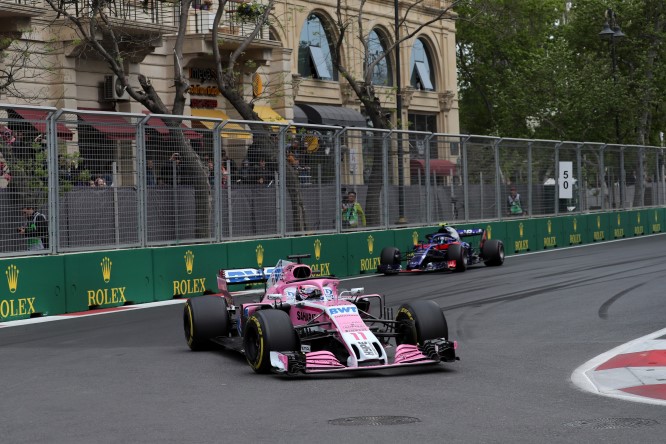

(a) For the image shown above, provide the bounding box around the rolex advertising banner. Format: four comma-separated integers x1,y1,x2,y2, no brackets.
64,250,154,312
560,215,590,246
152,244,227,300
630,210,648,237
0,256,65,321
346,231,394,275
648,208,663,234
535,217,562,250
503,219,536,254
611,211,630,240
291,234,348,278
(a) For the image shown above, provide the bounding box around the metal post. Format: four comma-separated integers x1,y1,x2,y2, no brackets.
394,0,405,223
527,141,533,217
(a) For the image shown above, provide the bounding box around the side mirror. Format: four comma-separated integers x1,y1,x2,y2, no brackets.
350,287,364,296
266,293,282,300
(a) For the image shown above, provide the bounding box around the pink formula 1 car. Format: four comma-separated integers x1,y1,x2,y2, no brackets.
183,254,458,374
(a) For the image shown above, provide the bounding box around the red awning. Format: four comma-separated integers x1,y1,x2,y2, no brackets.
11,108,74,140
411,159,457,176
78,113,136,140
144,115,202,139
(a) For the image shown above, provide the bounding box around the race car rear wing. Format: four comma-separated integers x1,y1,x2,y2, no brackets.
217,267,276,292
456,228,485,238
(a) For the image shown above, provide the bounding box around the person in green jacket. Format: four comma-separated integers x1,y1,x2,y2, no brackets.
342,191,366,228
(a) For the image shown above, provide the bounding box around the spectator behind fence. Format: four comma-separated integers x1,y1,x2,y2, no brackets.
507,186,526,216
252,158,273,186
0,152,11,188
342,191,366,228
18,205,48,250
146,159,157,186
236,158,252,184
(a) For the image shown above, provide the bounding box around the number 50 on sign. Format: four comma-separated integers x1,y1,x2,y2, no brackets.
559,161,573,199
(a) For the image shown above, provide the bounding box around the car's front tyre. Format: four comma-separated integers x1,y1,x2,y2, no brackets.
395,300,449,345
243,309,298,373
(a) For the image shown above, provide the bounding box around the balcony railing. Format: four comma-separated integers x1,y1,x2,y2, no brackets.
54,0,180,28
188,2,270,39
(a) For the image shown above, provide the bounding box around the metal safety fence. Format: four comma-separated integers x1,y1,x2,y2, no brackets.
0,104,664,256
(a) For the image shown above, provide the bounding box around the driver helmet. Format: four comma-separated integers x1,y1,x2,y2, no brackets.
297,285,321,300
440,226,460,242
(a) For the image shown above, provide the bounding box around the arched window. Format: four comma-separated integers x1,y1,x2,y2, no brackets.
297,14,337,81
366,29,393,86
409,38,435,91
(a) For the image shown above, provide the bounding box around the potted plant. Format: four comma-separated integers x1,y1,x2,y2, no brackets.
235,1,267,22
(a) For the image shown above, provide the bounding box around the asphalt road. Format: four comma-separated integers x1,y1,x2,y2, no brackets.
2,235,666,443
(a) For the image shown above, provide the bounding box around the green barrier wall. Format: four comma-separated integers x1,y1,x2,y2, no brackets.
535,217,562,250
64,250,153,312
291,234,348,277
560,215,588,246
2,209,666,322
152,244,228,299
346,231,395,275
587,213,610,243
504,219,537,254
0,256,65,321
648,208,664,234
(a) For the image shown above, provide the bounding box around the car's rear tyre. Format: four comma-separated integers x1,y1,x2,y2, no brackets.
448,243,467,272
243,309,298,374
184,295,230,351
380,246,401,266
395,300,449,345
482,239,505,266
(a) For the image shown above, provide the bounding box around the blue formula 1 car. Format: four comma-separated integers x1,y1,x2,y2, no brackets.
377,224,505,275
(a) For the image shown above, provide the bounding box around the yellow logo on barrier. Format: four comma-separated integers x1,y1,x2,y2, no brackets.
314,239,322,260
519,222,524,237
101,257,112,283
412,231,419,246
184,250,194,275
597,216,601,229
1,264,36,318
637,213,641,224
655,211,658,223
547,220,552,234
6,264,19,294
570,217,582,244
573,218,578,232
367,235,374,255
486,225,492,239
617,213,621,226
88,257,127,307
256,244,264,268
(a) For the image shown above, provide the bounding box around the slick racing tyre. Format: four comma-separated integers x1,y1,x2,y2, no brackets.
395,300,449,345
380,246,401,266
184,295,230,351
482,239,505,266
243,309,298,374
447,243,467,272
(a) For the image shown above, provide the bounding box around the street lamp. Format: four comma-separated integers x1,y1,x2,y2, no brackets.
599,8,625,144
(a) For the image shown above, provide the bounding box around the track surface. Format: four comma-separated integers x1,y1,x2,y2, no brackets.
2,236,666,443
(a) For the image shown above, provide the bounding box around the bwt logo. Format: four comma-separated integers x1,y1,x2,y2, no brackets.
184,250,194,275
329,306,358,315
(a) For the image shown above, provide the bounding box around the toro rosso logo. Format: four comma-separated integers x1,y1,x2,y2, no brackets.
329,306,357,315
